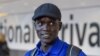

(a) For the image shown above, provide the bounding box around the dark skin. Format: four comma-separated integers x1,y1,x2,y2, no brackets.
34,16,62,53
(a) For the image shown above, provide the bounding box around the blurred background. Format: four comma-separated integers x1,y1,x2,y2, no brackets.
0,0,100,56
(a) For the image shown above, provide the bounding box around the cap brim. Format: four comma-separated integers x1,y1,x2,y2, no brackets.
32,13,59,21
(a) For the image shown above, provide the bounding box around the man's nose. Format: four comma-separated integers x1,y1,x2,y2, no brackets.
41,24,48,30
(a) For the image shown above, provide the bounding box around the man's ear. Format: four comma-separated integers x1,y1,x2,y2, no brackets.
59,22,62,30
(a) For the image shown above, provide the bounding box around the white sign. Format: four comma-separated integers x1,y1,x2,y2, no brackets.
61,7,100,56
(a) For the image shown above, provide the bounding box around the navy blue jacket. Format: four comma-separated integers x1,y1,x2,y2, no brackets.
25,38,86,56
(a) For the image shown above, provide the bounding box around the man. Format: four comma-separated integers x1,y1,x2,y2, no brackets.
25,3,86,56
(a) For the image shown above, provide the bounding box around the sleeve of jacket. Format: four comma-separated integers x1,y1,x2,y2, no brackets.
79,50,87,56
24,50,32,56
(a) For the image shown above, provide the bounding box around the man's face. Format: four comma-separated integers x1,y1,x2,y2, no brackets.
34,17,61,44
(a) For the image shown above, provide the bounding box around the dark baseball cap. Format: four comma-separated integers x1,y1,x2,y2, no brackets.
32,3,61,21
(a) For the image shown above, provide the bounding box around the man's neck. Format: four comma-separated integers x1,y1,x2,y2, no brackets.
41,42,51,53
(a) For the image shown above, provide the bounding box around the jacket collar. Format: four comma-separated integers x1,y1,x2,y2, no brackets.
36,37,64,55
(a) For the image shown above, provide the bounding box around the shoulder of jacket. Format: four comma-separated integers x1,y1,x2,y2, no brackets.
31,48,38,56
67,44,82,56
25,48,36,56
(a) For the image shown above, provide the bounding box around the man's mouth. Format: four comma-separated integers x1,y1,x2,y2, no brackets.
41,34,49,38
39,31,50,38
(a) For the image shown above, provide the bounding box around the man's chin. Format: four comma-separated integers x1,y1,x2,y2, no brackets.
41,40,52,44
